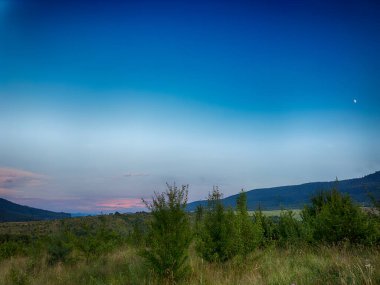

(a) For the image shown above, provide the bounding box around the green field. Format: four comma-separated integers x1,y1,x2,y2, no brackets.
0,241,379,285
249,209,302,219
1,187,379,285
0,212,378,285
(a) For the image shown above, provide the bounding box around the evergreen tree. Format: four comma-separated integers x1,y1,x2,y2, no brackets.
254,208,278,245
302,187,378,245
194,204,204,233
277,210,312,247
196,186,237,262
141,184,192,283
47,230,74,265
235,190,263,256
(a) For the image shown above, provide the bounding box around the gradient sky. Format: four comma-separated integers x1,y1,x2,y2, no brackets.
0,0,379,213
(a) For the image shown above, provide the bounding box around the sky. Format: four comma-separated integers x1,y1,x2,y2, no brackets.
0,0,379,213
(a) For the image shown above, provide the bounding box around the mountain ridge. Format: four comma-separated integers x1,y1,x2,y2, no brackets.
187,171,380,211
0,198,71,222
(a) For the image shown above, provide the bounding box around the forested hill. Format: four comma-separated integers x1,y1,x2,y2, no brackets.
0,198,71,222
187,171,380,211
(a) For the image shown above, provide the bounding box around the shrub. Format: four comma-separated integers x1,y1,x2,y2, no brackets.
0,234,31,261
302,187,379,245
0,241,20,261
194,204,204,232
70,218,124,262
254,209,278,245
47,232,74,265
141,183,192,283
235,190,263,256
128,219,147,247
277,210,313,247
196,186,237,262
6,267,29,285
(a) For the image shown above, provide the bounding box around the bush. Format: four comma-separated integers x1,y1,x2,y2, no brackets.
0,234,31,261
277,210,313,247
235,190,263,256
253,209,278,245
302,187,379,245
141,183,192,283
194,204,204,232
196,186,237,262
0,241,19,260
47,232,74,265
6,267,29,285
127,219,147,247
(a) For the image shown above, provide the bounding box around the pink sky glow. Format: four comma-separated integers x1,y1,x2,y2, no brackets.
96,198,146,210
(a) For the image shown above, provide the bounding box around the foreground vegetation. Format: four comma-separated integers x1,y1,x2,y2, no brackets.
0,183,379,284
0,244,378,285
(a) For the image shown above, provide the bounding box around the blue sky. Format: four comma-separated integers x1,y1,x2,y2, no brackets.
0,0,379,213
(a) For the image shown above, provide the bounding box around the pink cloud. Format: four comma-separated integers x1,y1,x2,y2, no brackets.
0,187,14,196
0,167,48,195
1,195,147,213
0,168,148,213
96,198,145,209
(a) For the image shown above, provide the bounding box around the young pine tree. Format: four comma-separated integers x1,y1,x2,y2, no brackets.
254,208,278,245
302,187,378,245
141,183,192,283
196,186,237,262
194,204,204,233
235,190,263,257
277,210,312,247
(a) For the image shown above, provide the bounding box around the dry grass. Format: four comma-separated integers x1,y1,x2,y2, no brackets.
187,245,379,285
0,244,378,285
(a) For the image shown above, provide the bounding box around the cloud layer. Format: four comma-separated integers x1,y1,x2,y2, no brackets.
0,167,47,196
0,167,149,213
124,173,150,177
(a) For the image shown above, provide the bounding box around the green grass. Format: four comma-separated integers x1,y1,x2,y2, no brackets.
0,211,379,285
0,244,378,285
0,213,149,236
248,209,302,219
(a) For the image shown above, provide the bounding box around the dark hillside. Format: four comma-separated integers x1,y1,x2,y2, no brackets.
0,198,71,222
187,171,380,211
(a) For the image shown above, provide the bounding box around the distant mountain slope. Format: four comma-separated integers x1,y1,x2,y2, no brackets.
0,198,71,222
187,171,380,211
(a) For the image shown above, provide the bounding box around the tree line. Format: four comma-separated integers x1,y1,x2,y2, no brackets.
141,183,379,284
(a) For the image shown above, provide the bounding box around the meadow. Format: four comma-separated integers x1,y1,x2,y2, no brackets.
248,209,302,220
1,242,379,285
0,187,379,285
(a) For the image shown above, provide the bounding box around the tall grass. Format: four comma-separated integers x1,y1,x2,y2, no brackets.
1,187,378,284
0,244,378,285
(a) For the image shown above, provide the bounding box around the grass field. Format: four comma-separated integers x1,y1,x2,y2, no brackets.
252,207,370,220
0,243,378,285
0,212,379,285
249,209,302,219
